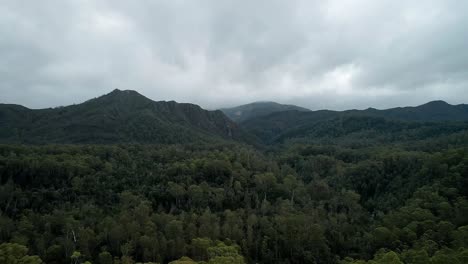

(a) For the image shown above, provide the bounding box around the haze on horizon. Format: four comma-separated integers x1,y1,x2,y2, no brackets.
1,0,468,111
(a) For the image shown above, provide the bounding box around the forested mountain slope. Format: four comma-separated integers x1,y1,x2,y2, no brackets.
220,101,310,123
357,100,468,122
242,101,468,144
0,89,250,144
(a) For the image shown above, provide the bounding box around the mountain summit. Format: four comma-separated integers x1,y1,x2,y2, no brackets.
221,101,310,123
0,90,246,144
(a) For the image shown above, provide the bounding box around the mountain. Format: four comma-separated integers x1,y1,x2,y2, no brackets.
0,89,250,144
242,100,468,144
2,94,467,145
220,101,310,123
349,100,468,122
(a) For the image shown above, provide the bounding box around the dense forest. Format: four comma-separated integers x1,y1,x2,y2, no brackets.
1,92,468,263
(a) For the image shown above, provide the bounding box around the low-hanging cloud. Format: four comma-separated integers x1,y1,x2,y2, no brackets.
1,0,468,110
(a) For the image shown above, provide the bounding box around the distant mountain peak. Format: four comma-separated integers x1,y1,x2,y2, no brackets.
421,100,450,107
87,89,153,107
106,88,143,97
221,101,310,123
247,101,278,105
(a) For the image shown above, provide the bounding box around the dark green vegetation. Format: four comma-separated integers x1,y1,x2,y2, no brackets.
1,91,468,263
220,102,310,123
0,89,249,144
242,100,468,144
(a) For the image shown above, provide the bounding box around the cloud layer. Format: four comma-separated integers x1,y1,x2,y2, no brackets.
1,0,468,110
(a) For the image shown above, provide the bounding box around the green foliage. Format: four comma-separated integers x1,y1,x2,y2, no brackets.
98,251,113,264
401,249,430,264
169,256,197,264
0,243,43,264
370,251,403,264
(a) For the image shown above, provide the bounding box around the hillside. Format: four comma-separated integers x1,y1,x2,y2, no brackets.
352,100,468,121
220,101,310,123
0,89,250,144
242,101,468,144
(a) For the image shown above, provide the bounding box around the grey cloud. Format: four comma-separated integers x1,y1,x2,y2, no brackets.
0,0,467,110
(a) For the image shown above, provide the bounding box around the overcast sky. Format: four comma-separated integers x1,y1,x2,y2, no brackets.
1,0,468,110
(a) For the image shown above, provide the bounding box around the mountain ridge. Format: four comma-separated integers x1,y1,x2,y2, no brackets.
242,100,468,144
2,91,468,146
0,89,251,144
